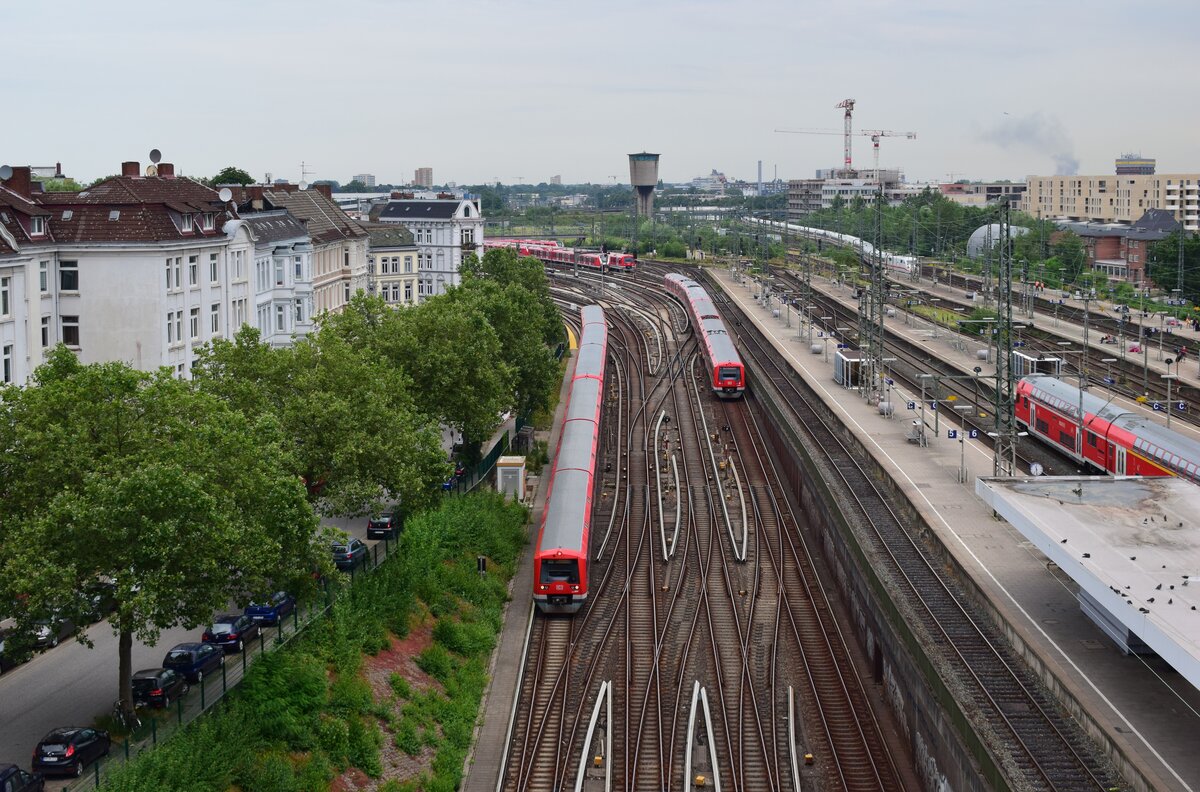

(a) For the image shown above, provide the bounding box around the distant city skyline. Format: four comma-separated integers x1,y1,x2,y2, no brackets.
3,0,1198,187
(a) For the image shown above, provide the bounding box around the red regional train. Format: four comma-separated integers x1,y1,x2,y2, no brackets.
484,238,637,272
1016,374,1200,483
663,273,746,398
533,305,608,613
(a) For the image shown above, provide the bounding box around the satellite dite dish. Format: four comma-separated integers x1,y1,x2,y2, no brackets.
149,149,162,164
145,164,158,177
298,181,309,191
218,187,233,203
0,165,12,180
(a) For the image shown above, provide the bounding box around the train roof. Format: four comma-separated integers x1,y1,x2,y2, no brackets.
575,342,606,379
555,418,597,472
564,378,602,424
540,468,590,552
1023,374,1130,423
580,304,605,329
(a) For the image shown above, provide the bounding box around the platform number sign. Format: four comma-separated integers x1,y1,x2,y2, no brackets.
906,401,916,411
929,401,938,411
1152,402,1163,412
968,429,979,438
947,429,958,439
1178,401,1187,412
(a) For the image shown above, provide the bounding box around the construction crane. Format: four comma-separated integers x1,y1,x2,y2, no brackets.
775,127,917,184
835,98,855,170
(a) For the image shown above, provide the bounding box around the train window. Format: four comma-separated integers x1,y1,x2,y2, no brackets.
1087,432,1098,448
719,366,740,381
1058,430,1074,448
540,559,579,584
1035,419,1049,434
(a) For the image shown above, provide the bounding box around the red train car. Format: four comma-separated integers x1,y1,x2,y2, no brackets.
483,239,636,272
1016,374,1200,483
533,304,608,613
663,273,746,398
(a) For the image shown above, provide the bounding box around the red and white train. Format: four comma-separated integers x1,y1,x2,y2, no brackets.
484,238,637,272
533,305,608,613
663,273,746,398
1016,374,1200,483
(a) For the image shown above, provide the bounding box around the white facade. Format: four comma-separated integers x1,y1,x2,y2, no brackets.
376,199,483,298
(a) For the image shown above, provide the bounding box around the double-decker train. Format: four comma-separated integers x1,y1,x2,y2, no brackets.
483,238,637,272
664,273,746,398
533,305,608,613
1015,374,1200,483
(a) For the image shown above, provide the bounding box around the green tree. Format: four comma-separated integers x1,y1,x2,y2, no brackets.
192,325,446,516
1148,232,1200,302
0,348,320,720
33,177,84,192
212,166,254,186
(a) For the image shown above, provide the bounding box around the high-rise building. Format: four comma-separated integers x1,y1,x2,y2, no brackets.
550,175,562,185
414,167,433,188
353,173,376,188
1115,155,1155,175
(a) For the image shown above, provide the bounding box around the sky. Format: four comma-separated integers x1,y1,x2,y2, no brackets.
4,0,1199,187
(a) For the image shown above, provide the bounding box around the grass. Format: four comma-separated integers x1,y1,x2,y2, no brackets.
97,491,529,792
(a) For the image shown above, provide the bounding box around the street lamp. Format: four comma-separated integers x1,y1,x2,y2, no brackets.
1101,357,1118,394
1163,359,1178,428
819,315,833,359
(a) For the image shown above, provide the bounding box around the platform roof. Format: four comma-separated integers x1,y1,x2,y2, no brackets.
976,476,1200,692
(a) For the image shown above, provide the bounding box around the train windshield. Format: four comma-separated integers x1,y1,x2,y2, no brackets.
540,559,579,584
719,367,740,381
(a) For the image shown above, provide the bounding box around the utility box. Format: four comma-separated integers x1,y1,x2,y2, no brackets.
496,456,527,500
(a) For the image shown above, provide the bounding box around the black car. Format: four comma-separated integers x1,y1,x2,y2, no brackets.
131,668,189,708
243,592,296,626
31,727,109,778
202,614,259,653
331,538,369,571
163,642,224,683
0,763,42,791
366,512,400,540
33,615,75,650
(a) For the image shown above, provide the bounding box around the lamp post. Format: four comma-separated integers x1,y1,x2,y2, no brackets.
1101,357,1118,394
1163,359,1177,428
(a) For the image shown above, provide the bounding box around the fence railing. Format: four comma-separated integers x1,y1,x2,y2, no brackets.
67,532,403,790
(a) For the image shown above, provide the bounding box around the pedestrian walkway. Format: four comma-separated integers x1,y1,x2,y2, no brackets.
713,266,1200,792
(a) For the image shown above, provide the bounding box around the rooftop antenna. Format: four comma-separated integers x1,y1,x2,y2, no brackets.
300,161,315,183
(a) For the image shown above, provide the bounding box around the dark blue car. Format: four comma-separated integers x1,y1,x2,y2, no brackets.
244,592,296,626
162,642,224,683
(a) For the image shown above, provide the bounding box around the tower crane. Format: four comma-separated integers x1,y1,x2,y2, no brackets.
775,127,917,184
835,98,855,170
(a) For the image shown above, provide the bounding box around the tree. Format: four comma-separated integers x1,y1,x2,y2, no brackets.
192,324,446,516
0,348,321,720
211,166,254,186
33,177,84,192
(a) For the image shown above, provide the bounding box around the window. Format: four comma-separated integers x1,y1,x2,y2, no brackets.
343,282,351,302
274,258,284,286
344,249,350,268
294,255,303,280
275,304,286,332
60,260,79,291
210,303,220,334
188,255,198,286
61,315,80,347
174,311,182,344
234,298,247,328
209,253,219,284
294,298,304,323
461,228,474,245
166,313,174,344
180,213,192,232
165,258,173,290
30,216,46,236
39,260,48,292
0,276,8,316
202,213,214,230
404,282,412,302
256,259,269,292
2,343,12,384
190,307,199,340
41,316,49,347
404,256,413,273
232,250,245,281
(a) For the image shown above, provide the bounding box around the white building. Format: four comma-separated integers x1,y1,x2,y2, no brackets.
365,224,419,306
375,198,482,297
226,211,314,347
353,174,376,188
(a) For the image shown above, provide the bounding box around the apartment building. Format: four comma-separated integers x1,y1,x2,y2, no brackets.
375,197,482,298
226,211,314,347
0,161,318,385
1021,173,1200,232
365,224,419,306
353,173,376,188
413,167,434,188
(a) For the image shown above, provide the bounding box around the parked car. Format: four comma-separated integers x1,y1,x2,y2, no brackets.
33,615,75,650
0,627,23,674
201,614,260,653
81,580,117,622
331,538,369,571
31,727,110,778
162,642,224,683
244,592,296,626
0,763,42,791
366,512,400,540
131,668,189,708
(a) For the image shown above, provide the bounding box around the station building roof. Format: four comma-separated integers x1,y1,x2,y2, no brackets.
976,476,1200,692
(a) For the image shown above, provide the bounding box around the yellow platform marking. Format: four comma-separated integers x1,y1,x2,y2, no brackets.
566,323,578,350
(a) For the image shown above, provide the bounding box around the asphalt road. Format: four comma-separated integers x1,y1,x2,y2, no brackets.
0,512,374,786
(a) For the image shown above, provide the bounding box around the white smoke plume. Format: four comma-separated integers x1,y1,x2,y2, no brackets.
981,111,1079,175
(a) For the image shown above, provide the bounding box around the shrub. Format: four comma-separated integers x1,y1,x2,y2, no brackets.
416,644,455,682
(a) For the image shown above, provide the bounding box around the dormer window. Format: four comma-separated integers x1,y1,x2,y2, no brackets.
30,216,46,236
202,213,215,230
180,213,193,232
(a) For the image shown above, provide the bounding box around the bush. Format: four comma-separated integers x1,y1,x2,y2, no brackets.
416,644,455,682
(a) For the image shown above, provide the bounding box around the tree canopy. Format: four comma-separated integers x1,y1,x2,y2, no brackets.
211,166,254,186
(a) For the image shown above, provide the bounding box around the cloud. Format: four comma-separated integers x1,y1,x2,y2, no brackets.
980,112,1078,175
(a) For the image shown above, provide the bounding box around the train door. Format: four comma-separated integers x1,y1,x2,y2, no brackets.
1114,446,1126,475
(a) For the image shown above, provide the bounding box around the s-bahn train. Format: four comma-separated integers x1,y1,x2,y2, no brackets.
1016,374,1200,483
745,217,918,275
533,305,608,613
483,238,637,272
663,273,746,398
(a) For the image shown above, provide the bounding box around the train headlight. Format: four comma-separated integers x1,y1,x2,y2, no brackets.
539,585,548,591
571,585,580,592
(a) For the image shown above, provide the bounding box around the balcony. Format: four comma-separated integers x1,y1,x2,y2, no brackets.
460,241,477,251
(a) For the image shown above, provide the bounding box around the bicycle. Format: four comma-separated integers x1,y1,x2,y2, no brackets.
111,699,141,732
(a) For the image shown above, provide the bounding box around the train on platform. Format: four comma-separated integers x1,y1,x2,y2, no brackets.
746,218,918,275
483,238,637,272
663,273,746,398
533,304,608,613
1015,374,1200,484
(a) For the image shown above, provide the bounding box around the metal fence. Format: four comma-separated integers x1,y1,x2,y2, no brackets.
66,533,403,791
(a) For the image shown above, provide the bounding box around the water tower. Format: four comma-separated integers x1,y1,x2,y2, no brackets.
628,152,660,218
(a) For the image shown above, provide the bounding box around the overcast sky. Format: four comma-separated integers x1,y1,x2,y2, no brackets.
5,0,1198,187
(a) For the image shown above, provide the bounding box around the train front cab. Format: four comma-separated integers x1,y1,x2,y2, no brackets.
534,550,586,613
713,362,745,399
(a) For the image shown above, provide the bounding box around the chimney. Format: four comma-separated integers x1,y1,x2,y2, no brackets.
55,162,62,178
158,163,175,178
391,191,414,200
313,183,332,200
247,185,265,211
1,166,33,198
121,161,140,178
437,192,453,200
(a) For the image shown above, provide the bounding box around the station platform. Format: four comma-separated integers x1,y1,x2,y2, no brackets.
711,266,1200,791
